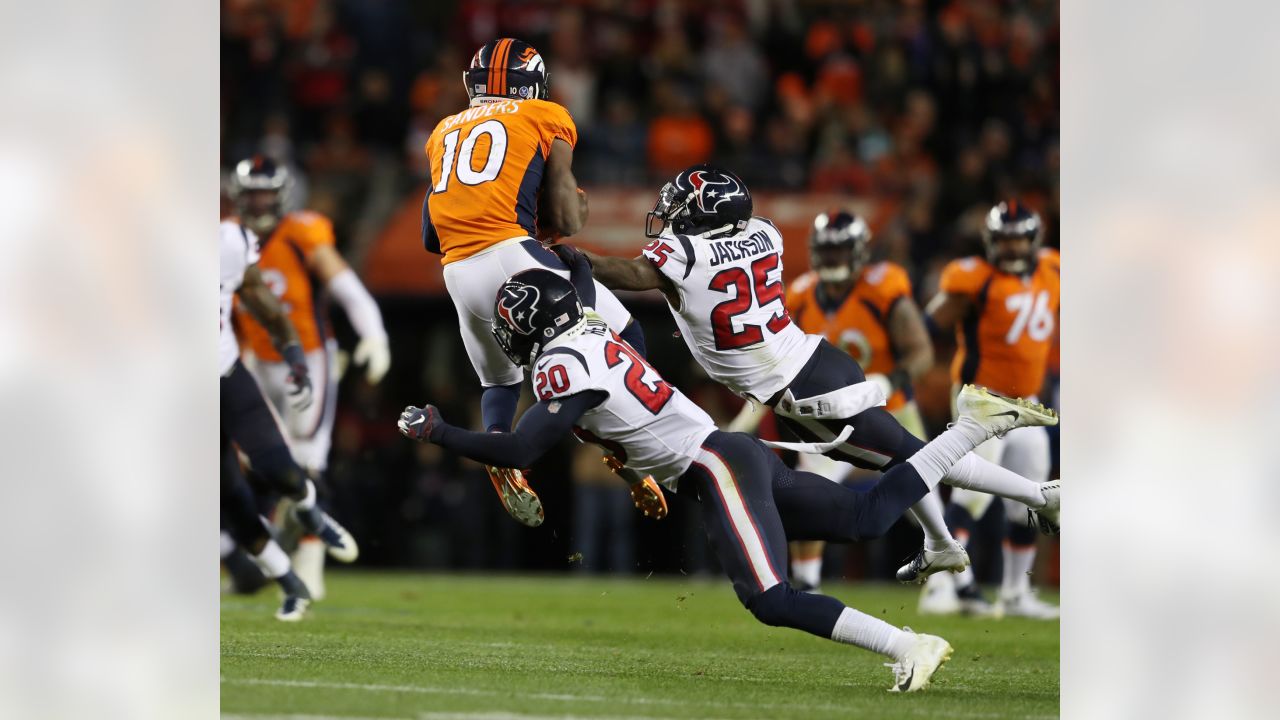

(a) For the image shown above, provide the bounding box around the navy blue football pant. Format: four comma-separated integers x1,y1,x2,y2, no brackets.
678,430,928,638
221,360,309,501
772,339,927,470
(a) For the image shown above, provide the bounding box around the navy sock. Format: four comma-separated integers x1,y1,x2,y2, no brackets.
619,320,647,358
277,570,311,599
481,382,522,433
946,502,977,538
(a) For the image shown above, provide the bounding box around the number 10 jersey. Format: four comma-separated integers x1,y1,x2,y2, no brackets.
642,217,820,404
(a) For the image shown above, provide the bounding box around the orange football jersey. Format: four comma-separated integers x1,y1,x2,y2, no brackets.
233,211,335,361
940,248,1060,398
423,98,577,265
786,262,915,410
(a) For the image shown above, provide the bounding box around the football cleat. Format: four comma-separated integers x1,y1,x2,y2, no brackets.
1029,480,1061,535
885,630,953,692
895,542,971,585
294,508,359,563
956,384,1058,440
275,594,310,622
997,589,1060,620
918,572,961,615
291,536,327,601
957,583,1003,619
487,465,545,527
603,455,668,520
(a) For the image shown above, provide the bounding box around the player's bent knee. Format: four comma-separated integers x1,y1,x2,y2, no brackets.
254,446,307,498
745,583,801,628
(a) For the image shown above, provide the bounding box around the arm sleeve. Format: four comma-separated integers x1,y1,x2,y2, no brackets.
327,269,388,340
538,101,579,155
432,390,607,468
290,212,337,258
938,258,987,297
640,235,690,283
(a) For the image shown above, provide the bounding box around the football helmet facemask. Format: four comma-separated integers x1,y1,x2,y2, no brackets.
232,155,291,236
984,199,1042,275
464,38,549,103
491,269,585,367
645,163,752,239
809,210,871,284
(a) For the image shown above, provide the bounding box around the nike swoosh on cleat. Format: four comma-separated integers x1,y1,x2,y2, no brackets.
897,667,914,692
991,410,1018,420
410,416,425,425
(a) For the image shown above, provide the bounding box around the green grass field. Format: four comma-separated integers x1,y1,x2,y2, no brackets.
221,571,1058,720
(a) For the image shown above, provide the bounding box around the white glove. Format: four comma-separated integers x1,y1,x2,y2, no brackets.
865,373,894,401
354,335,391,385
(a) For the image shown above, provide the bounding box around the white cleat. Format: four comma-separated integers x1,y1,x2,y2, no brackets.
896,542,971,584
956,384,1058,440
997,590,1060,620
292,537,327,601
918,572,961,615
275,594,310,622
1030,480,1061,535
886,630,953,692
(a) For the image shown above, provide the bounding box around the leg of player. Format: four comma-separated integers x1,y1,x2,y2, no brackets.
222,436,310,621
683,431,951,693
222,361,359,561
993,426,1059,620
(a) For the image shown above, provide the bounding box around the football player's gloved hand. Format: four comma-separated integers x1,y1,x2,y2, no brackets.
282,343,313,411
354,334,392,385
550,243,592,272
398,405,442,442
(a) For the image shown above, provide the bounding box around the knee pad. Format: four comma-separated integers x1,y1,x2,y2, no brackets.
745,583,795,628
951,486,996,521
1007,509,1039,542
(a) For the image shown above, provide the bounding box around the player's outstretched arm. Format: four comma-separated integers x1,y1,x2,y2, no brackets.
542,139,588,237
399,390,607,468
310,245,391,384
239,264,301,352
925,291,971,334
888,297,935,383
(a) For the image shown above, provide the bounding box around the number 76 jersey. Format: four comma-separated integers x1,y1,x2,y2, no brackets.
642,217,821,404
941,249,1060,399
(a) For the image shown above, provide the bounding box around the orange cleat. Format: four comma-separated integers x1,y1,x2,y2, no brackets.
486,465,544,527
603,455,668,520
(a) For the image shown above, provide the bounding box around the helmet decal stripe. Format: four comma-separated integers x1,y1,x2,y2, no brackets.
495,38,513,96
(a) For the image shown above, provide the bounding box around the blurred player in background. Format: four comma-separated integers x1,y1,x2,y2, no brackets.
775,210,936,591
922,200,1061,619
220,220,358,620
421,38,654,528
230,155,390,600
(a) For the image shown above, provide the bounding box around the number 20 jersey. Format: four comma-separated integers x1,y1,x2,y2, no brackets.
641,217,820,403
532,318,716,490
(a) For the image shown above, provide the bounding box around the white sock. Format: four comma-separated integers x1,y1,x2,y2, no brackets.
908,490,954,551
792,557,822,588
944,455,1044,507
831,607,915,660
295,479,317,510
1002,543,1037,597
251,540,291,579
906,418,987,488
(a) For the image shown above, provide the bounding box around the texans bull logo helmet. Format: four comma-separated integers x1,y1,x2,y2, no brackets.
645,163,753,239
491,270,585,366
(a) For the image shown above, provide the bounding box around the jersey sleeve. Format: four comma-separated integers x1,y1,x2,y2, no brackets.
641,234,691,284
532,348,598,403
939,257,991,298
785,272,816,317
865,262,912,315
285,212,337,258
534,100,578,156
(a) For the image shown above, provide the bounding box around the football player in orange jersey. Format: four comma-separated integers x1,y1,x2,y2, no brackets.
922,200,1061,619
231,155,390,600
420,38,655,527
777,210,942,592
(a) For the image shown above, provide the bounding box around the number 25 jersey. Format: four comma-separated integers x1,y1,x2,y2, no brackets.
423,98,577,265
940,248,1060,399
641,217,820,403
532,318,716,489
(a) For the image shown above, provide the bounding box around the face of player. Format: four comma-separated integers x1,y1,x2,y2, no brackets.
814,244,855,283
241,189,281,235
991,235,1034,273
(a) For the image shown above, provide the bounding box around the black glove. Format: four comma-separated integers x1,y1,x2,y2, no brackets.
398,404,442,442
550,243,592,271
549,243,596,306
887,367,912,393
281,343,313,411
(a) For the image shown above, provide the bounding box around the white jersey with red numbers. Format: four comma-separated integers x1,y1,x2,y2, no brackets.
220,221,260,376
641,216,820,403
532,316,716,490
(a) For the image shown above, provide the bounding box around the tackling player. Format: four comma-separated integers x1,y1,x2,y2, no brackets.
558,164,1059,586
220,220,358,620
397,269,1060,692
421,38,655,527
230,155,390,600
921,200,1061,619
